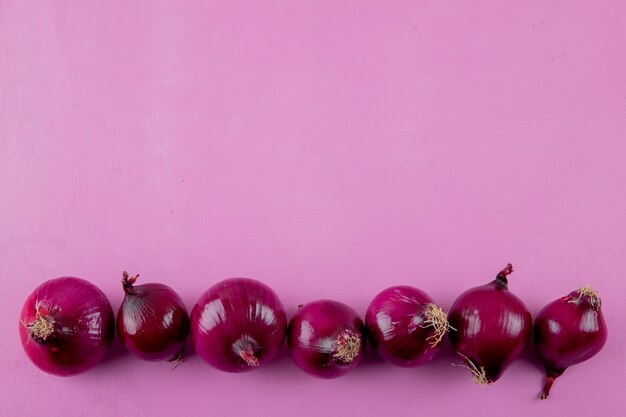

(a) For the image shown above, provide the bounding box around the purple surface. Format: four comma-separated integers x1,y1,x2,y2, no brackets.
1,1,625,416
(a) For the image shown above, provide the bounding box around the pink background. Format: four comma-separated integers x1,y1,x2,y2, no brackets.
1,1,625,416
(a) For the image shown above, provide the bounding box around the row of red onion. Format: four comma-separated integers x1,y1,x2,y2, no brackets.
19,264,606,399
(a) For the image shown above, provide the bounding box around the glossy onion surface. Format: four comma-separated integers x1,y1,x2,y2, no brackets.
365,285,449,367
448,264,532,383
19,277,115,376
288,299,365,379
534,286,607,399
117,272,190,361
190,277,287,372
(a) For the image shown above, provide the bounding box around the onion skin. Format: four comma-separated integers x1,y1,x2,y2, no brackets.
19,277,115,376
448,264,532,383
116,272,190,362
365,286,449,367
190,278,287,372
288,299,365,379
534,287,607,399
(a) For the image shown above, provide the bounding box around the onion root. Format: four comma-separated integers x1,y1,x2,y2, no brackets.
421,303,455,347
25,301,55,342
569,285,601,310
453,352,489,385
333,330,361,364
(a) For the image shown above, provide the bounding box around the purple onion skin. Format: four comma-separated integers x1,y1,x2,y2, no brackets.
365,286,443,367
534,287,607,399
19,277,115,376
288,300,366,379
190,278,287,372
448,264,532,383
116,273,190,361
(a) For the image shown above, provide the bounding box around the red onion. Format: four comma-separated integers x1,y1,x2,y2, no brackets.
116,272,190,362
19,277,115,376
288,299,365,378
365,286,451,367
534,286,607,399
190,277,287,372
448,264,532,383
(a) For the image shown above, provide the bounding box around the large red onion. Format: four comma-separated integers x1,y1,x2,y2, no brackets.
19,277,115,376
116,272,190,362
190,278,287,372
534,286,607,399
448,264,532,383
288,299,365,378
365,286,450,367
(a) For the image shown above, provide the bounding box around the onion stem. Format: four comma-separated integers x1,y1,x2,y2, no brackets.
494,263,514,289
231,335,260,367
122,271,140,294
240,350,260,367
540,376,556,399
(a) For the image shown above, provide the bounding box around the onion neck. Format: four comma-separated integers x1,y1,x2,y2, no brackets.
332,330,361,364
232,335,260,367
540,369,564,399
122,271,139,295
493,263,514,289
240,350,260,367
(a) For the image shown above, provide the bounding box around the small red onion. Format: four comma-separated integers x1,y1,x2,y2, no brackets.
116,272,190,362
19,277,115,376
448,264,532,384
190,278,287,372
365,286,451,367
534,286,607,399
288,299,365,379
